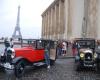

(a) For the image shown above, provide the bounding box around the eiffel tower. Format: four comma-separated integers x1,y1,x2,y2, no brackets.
12,5,22,40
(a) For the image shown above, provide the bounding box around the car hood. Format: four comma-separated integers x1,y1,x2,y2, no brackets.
79,48,92,53
14,47,34,51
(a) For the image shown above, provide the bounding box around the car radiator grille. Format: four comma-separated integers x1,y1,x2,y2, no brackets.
84,53,92,61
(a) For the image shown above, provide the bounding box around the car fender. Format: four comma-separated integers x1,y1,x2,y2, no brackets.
11,57,23,65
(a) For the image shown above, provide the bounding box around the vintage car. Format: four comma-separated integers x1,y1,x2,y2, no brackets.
95,40,100,71
0,39,57,77
74,38,98,71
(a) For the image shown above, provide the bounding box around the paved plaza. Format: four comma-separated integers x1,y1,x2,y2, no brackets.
0,58,99,80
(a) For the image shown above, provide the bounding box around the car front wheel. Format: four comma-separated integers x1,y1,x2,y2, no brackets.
14,60,25,78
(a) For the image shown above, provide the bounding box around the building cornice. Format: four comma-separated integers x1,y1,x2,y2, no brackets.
41,0,59,17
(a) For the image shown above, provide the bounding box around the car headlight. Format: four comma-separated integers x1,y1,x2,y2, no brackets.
11,52,15,58
7,48,15,59
11,49,15,59
80,53,84,57
94,53,98,58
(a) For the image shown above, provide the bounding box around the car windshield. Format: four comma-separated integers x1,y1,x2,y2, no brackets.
21,39,56,49
76,40,95,49
21,39,36,48
36,40,44,49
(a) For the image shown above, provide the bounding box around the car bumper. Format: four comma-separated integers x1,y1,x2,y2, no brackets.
84,62,96,67
0,62,14,70
79,60,96,67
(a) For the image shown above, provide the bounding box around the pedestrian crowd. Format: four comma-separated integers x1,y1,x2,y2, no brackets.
56,40,80,57
57,40,68,56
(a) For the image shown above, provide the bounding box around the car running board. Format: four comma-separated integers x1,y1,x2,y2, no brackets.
33,62,46,66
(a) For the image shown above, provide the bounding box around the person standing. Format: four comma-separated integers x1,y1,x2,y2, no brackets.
72,42,76,57
4,38,12,62
62,41,67,56
10,38,14,48
44,43,50,69
57,41,62,56
72,41,80,57
4,38,10,52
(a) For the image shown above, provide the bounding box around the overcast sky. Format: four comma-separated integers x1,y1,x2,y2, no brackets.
0,0,54,39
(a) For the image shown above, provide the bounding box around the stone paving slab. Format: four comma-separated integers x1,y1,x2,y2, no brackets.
0,58,100,80
19,59,100,80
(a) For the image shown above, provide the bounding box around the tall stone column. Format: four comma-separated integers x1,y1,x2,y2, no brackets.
49,9,51,39
64,0,68,40
51,8,53,39
54,5,57,39
97,0,100,39
42,16,44,38
47,11,50,39
56,3,59,40
52,7,55,39
67,0,72,40
43,15,46,39
48,10,51,39
61,0,65,39
53,6,56,40
82,0,89,38
87,0,98,38
58,0,62,39
45,13,48,39
50,8,53,39
47,12,49,39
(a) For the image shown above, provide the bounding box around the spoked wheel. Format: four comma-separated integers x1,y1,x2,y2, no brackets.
14,60,25,78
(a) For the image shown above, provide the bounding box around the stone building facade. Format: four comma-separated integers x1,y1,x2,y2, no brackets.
41,0,100,40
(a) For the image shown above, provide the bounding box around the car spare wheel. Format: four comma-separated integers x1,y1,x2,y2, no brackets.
14,60,25,78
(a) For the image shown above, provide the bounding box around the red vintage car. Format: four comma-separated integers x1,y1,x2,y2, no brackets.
0,39,57,78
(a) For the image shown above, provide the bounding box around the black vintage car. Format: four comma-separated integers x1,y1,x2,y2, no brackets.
74,38,98,71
